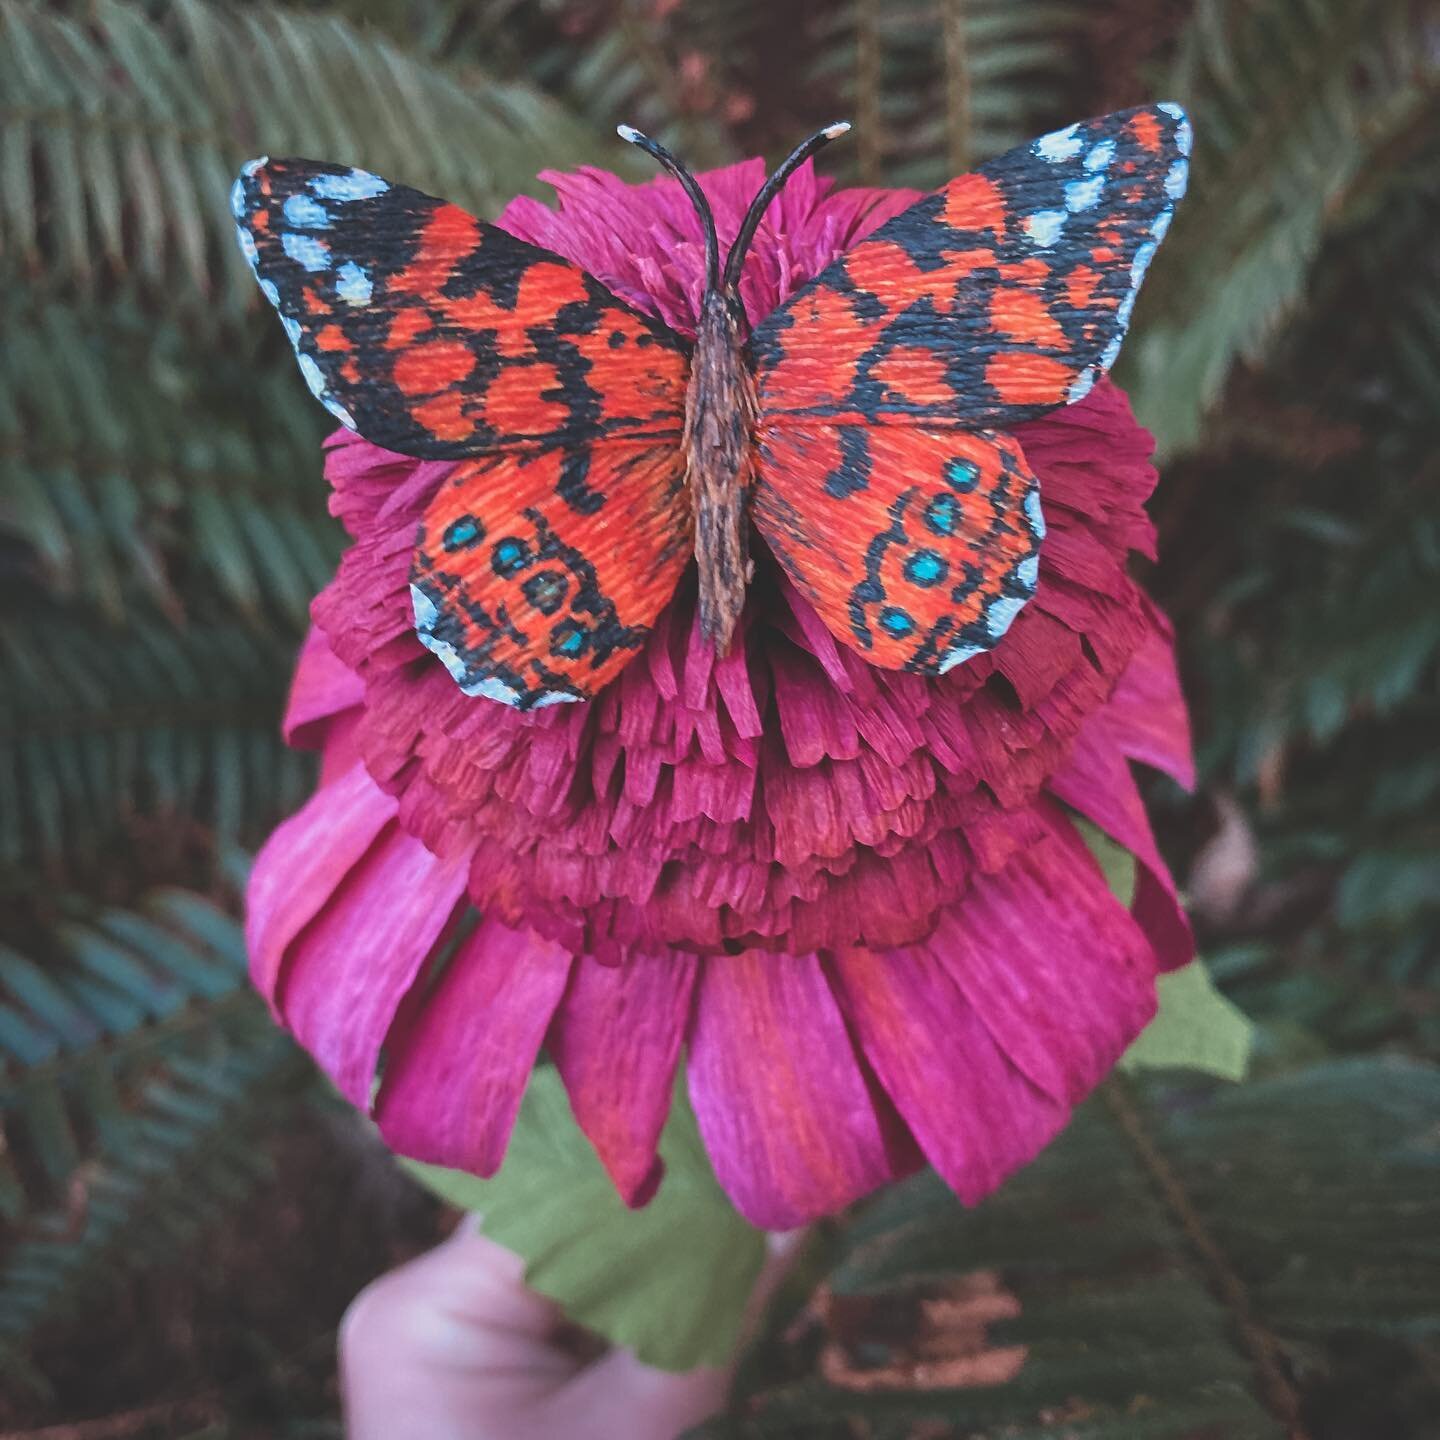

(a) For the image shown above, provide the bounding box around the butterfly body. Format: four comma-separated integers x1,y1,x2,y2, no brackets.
234,105,1190,709
686,287,759,651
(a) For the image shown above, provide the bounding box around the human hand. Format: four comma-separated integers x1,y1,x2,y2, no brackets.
340,1216,798,1440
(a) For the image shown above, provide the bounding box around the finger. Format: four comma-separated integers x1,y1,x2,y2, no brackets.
533,1228,810,1440
341,1219,574,1440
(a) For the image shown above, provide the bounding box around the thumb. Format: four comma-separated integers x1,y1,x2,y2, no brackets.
534,1229,806,1440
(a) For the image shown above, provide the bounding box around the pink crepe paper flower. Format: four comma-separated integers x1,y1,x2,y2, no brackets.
247,156,1195,1230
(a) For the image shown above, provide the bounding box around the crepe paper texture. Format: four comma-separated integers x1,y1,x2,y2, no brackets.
244,111,1197,1241
234,105,1189,708
404,1066,765,1372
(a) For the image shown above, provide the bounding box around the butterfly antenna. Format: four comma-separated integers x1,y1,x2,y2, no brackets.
722,122,851,292
617,124,720,292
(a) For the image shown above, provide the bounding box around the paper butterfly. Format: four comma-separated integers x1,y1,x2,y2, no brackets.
233,104,1190,709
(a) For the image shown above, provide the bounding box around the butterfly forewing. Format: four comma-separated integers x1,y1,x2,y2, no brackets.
233,158,689,458
750,104,1190,429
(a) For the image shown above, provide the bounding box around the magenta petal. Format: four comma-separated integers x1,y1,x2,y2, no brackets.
246,763,397,1005
831,946,1067,1204
1101,600,1195,788
279,827,468,1106
376,918,573,1173
686,953,896,1228
933,822,1158,1107
283,626,365,749
549,953,698,1206
1049,721,1195,972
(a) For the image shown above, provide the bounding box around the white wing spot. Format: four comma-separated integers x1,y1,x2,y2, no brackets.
1024,209,1067,247
297,351,331,402
1067,368,1097,404
309,169,390,202
1165,158,1189,200
1157,103,1194,156
411,584,440,630
939,643,985,674
234,224,258,265
1131,239,1159,289
283,193,331,229
1034,124,1082,163
1023,488,1046,541
1065,176,1105,213
984,593,1028,641
281,232,332,272
322,394,357,428
1084,140,1116,173
335,261,374,306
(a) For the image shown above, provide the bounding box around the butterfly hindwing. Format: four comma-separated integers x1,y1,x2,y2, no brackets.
752,424,1043,674
232,158,689,458
410,440,690,708
750,104,1190,429
234,157,696,707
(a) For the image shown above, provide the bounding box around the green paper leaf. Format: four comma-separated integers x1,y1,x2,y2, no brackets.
404,1066,765,1372
1121,960,1255,1081
1075,816,1253,1081
1073,816,1138,908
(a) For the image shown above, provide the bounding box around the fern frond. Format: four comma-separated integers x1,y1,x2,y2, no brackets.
700,1061,1440,1437
0,290,337,623
809,1,1080,188
358,0,750,165
1127,0,1440,455
0,0,622,317
0,874,318,1397
0,612,309,871
0,883,258,1202
0,1024,308,1398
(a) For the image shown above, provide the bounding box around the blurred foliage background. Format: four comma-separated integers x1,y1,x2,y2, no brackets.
1,1,1438,1435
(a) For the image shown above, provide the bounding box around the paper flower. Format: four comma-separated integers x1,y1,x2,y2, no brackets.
247,156,1193,1229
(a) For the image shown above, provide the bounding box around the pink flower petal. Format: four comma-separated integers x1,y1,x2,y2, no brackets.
376,918,573,1173
549,953,698,1206
1101,598,1195,789
928,820,1158,1108
830,945,1067,1204
686,953,897,1228
1049,720,1194,972
283,626,365,749
246,763,397,1005
278,826,468,1106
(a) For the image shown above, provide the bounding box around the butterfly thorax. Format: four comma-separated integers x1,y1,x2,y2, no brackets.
685,288,758,653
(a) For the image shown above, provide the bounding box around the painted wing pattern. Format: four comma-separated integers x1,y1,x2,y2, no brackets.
231,158,688,457
233,158,693,707
750,104,1191,427
753,426,1043,672
749,104,1188,673
410,441,689,707
234,104,1187,703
